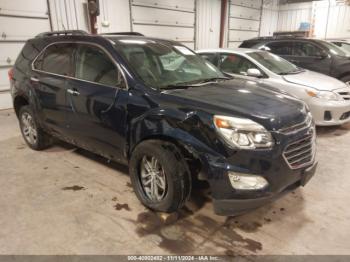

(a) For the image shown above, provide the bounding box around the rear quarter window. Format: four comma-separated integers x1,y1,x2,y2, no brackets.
14,40,43,74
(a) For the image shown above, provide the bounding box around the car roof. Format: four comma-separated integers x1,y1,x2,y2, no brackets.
196,48,264,54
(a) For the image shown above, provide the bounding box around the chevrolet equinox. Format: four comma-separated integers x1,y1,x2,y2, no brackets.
9,30,317,215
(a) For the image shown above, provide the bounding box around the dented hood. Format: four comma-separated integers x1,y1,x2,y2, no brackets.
164,78,307,131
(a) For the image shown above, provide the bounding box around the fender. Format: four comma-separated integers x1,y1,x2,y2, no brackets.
332,60,350,80
127,107,244,180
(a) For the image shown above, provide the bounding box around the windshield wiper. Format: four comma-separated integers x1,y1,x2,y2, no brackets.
162,76,231,90
197,76,232,83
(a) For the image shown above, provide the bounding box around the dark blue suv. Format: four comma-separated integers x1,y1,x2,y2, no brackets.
9,30,317,216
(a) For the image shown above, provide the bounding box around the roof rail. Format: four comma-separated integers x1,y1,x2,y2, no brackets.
36,30,89,38
248,34,307,41
100,32,144,36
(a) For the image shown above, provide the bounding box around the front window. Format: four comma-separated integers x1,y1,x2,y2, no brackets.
219,53,259,75
333,42,350,53
114,39,224,89
75,45,120,87
320,41,350,57
247,51,301,75
293,42,324,57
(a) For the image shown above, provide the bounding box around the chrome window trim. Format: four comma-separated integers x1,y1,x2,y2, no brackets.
31,41,129,90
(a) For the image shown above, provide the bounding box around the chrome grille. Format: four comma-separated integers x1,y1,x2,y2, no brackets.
283,128,316,169
279,113,312,135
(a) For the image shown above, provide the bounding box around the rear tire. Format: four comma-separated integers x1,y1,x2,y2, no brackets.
19,105,52,150
129,140,191,213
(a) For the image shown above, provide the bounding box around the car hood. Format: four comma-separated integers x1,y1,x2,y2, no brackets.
283,70,348,91
163,79,307,131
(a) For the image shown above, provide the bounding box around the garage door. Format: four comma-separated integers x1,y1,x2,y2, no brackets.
228,0,263,48
0,0,51,108
130,0,196,49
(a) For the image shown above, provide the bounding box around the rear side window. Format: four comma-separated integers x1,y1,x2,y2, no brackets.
264,41,294,56
75,45,119,86
34,43,74,76
198,53,217,65
293,42,323,57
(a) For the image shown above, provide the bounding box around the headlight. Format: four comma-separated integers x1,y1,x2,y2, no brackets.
305,90,341,101
214,115,274,149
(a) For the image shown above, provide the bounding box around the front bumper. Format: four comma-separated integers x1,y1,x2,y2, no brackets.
200,124,317,216
308,98,350,126
213,162,317,216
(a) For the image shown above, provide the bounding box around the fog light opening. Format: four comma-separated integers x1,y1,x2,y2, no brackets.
228,172,268,190
324,111,332,121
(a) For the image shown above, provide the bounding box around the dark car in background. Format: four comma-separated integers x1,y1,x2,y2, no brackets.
240,37,350,85
9,30,316,216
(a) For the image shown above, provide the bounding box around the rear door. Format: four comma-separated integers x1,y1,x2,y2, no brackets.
65,43,128,162
32,43,75,135
262,41,294,62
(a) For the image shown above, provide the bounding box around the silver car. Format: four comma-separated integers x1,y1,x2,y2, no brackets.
197,48,350,126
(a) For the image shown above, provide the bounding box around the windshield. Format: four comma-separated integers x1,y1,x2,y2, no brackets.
113,39,224,89
247,51,301,75
321,41,350,57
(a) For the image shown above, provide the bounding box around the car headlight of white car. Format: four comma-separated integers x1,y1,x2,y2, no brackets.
306,89,342,101
214,115,274,149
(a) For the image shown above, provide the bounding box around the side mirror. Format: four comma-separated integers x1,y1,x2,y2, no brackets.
247,68,263,78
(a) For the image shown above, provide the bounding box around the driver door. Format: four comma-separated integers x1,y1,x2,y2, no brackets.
218,53,262,80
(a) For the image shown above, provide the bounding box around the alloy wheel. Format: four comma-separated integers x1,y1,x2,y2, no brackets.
21,112,37,145
140,155,167,201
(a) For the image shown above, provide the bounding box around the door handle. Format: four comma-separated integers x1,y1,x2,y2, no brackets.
67,89,80,96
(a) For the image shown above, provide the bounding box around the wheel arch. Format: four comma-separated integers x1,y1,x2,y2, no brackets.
129,134,205,181
13,95,29,117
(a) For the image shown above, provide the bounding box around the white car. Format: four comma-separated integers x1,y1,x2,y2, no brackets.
197,48,350,126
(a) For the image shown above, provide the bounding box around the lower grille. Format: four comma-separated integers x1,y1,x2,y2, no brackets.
283,129,316,169
340,111,350,120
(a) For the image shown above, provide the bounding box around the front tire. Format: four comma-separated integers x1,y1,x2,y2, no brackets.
19,105,52,150
129,140,191,213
